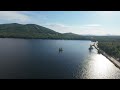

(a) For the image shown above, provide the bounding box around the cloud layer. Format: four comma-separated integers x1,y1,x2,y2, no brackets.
44,23,109,35
0,11,30,23
0,11,112,35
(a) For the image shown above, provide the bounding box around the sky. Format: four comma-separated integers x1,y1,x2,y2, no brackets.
0,11,120,35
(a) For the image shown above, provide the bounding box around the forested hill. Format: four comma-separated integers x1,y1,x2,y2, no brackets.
0,23,61,38
0,23,59,34
0,23,120,41
0,23,89,39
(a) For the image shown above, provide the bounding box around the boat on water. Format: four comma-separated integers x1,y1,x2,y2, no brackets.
59,48,63,52
89,45,93,50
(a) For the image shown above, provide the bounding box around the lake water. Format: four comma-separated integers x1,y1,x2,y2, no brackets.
0,38,120,79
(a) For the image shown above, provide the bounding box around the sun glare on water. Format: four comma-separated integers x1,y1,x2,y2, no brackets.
88,54,115,79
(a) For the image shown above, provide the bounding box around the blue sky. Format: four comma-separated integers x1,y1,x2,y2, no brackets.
0,11,120,35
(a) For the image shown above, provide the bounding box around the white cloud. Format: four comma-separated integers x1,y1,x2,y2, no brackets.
95,11,118,18
97,11,114,14
83,24,101,27
44,23,109,35
0,11,113,35
0,11,30,23
44,23,73,33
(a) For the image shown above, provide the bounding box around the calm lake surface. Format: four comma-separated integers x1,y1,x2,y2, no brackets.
0,38,120,79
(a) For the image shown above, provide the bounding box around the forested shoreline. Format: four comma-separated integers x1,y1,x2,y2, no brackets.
98,42,120,60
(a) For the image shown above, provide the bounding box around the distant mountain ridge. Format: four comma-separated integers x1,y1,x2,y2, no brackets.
0,23,59,34
0,23,62,39
0,23,119,41
0,23,89,40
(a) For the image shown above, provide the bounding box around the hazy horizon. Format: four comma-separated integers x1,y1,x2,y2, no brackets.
0,11,120,35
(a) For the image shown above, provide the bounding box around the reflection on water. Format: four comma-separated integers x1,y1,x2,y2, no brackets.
88,54,114,79
0,39,120,79
75,48,120,79
93,55,110,74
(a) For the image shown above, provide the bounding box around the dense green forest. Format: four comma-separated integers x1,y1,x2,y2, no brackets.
91,36,120,59
0,23,60,39
98,42,120,59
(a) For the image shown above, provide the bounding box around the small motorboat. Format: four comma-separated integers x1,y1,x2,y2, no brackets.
59,48,63,52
